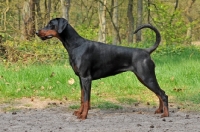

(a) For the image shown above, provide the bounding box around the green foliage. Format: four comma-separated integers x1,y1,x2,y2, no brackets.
75,24,99,41
147,0,188,45
154,45,186,56
1,39,68,64
1,0,200,46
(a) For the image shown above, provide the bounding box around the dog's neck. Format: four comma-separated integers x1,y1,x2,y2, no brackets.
59,24,83,52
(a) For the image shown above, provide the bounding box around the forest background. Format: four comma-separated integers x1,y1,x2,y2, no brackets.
0,0,199,46
0,0,199,63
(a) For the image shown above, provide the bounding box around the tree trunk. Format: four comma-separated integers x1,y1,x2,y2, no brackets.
169,0,178,25
44,0,51,23
98,0,106,43
184,0,196,43
147,0,150,23
29,0,36,37
127,0,134,44
16,0,21,30
35,0,43,29
22,1,29,40
136,0,143,42
22,0,36,40
61,0,70,21
112,0,119,45
2,0,9,31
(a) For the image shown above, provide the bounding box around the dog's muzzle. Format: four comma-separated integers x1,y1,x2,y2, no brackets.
35,30,53,40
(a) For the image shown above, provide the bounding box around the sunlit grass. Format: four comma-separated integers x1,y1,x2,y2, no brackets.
1,45,200,110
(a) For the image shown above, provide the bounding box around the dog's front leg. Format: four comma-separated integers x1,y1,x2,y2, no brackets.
73,88,84,117
74,76,91,120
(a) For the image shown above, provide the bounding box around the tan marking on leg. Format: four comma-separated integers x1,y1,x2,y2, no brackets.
73,89,84,117
161,106,169,117
79,101,89,120
155,95,164,114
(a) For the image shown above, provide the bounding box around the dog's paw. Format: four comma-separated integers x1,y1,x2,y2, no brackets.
154,108,163,114
161,112,169,117
73,111,81,117
77,114,87,120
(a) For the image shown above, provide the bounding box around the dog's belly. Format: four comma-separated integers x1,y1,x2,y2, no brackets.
91,71,123,80
91,65,132,80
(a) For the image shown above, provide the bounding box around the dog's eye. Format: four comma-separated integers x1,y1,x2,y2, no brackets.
48,23,55,29
51,25,55,29
49,24,55,29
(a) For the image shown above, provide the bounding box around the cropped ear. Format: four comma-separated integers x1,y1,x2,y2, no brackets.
57,18,68,33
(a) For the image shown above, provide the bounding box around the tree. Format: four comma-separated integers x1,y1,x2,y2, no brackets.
44,0,51,23
1,0,200,45
22,0,36,40
169,0,179,25
136,0,143,42
35,0,42,29
184,0,196,43
112,0,119,45
98,0,107,43
61,0,70,21
147,0,150,23
127,0,134,44
2,0,9,31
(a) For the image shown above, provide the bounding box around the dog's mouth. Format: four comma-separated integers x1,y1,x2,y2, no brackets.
36,30,58,40
40,35,53,40
36,31,53,40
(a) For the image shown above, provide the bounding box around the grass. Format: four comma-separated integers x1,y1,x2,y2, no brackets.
154,47,200,104
1,45,200,111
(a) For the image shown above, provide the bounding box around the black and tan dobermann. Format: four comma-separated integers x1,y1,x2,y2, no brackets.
36,18,169,120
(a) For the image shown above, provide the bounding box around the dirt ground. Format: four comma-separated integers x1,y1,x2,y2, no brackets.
0,98,200,132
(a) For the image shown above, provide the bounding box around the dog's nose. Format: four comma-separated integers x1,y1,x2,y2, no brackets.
35,30,39,35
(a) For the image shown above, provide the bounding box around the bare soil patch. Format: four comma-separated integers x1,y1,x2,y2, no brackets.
0,98,200,132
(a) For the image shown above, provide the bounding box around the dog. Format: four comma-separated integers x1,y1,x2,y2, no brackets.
36,18,169,119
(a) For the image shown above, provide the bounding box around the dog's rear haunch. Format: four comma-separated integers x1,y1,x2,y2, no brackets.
36,18,169,120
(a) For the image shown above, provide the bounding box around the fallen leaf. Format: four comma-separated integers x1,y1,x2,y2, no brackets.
68,78,75,85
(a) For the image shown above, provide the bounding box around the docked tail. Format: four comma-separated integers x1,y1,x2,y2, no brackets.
134,24,161,54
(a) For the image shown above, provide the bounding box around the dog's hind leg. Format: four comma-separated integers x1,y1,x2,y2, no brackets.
134,60,169,117
155,95,164,113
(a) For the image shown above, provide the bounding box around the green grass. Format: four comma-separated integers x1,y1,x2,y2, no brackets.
0,63,80,100
154,46,200,104
1,45,200,111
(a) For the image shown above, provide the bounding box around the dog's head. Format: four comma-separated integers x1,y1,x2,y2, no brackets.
36,18,68,40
